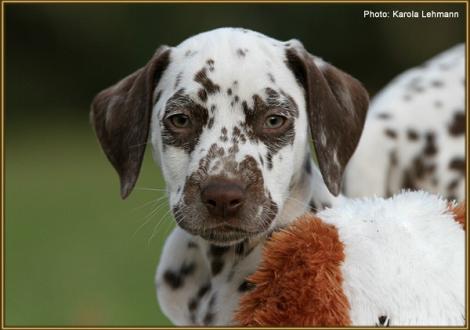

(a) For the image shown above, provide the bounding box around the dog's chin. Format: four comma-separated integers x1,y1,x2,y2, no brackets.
198,227,257,246
178,222,270,246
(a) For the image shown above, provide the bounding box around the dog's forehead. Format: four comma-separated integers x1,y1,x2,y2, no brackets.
156,28,303,110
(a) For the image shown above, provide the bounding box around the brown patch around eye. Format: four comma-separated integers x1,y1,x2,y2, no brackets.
241,92,297,161
162,89,209,153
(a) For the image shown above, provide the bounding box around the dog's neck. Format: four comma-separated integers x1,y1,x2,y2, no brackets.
277,152,340,228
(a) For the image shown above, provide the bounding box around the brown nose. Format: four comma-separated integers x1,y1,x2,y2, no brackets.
201,179,245,218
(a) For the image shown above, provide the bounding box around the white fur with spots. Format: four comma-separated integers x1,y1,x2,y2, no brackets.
343,44,465,201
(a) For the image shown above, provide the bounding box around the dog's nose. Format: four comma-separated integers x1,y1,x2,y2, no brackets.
201,179,245,218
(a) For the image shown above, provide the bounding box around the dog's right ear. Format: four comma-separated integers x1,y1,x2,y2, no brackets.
90,46,171,199
285,44,369,196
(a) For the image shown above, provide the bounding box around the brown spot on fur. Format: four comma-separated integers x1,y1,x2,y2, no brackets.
384,129,397,139
402,171,418,191
232,126,241,140
423,132,437,156
227,88,232,95
385,150,398,197
194,68,220,94
198,89,208,102
449,202,465,229
448,112,465,136
220,127,228,142
237,48,246,57
413,157,425,179
449,158,465,174
207,117,214,129
407,129,419,141
377,113,391,120
206,59,215,72
234,214,350,326
174,72,183,89
411,85,424,93
266,151,273,170
447,178,460,191
185,50,197,57
304,157,312,174
309,200,318,213
228,143,239,154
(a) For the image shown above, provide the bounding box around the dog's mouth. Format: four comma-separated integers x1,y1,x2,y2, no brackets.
198,224,263,245
175,211,275,245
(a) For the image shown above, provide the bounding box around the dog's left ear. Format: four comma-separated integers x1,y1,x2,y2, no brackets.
285,44,369,196
90,46,171,199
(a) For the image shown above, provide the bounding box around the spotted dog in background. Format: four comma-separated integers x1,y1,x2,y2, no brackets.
343,45,465,201
90,28,368,325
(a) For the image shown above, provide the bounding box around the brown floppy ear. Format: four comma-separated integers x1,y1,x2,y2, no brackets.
90,46,171,199
286,46,369,196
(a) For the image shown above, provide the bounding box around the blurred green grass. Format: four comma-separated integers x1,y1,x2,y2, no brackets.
5,112,173,326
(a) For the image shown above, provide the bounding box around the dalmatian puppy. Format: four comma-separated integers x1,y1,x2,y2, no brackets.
90,28,368,325
343,44,465,201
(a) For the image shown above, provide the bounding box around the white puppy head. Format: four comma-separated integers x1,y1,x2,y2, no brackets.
91,28,368,245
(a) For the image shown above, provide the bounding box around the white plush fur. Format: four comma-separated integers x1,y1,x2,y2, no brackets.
318,191,465,326
157,191,464,326
344,45,465,201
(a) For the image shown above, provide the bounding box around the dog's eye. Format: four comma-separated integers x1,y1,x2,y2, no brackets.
169,114,191,128
264,115,286,129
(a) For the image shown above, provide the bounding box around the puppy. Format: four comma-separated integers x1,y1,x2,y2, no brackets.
90,27,368,325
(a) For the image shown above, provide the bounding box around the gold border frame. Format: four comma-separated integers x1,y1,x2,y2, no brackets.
0,1,467,329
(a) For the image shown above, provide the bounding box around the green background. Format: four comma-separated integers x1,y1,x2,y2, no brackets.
5,3,465,326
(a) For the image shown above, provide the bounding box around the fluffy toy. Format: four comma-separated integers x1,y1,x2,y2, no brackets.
235,191,465,326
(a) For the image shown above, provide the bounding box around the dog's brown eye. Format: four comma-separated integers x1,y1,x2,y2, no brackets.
264,115,286,129
169,114,191,128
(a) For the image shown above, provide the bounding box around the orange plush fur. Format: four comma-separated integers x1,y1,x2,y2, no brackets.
235,201,466,326
234,214,350,326
449,202,466,229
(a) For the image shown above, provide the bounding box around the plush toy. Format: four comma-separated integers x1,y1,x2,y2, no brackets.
235,191,465,326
